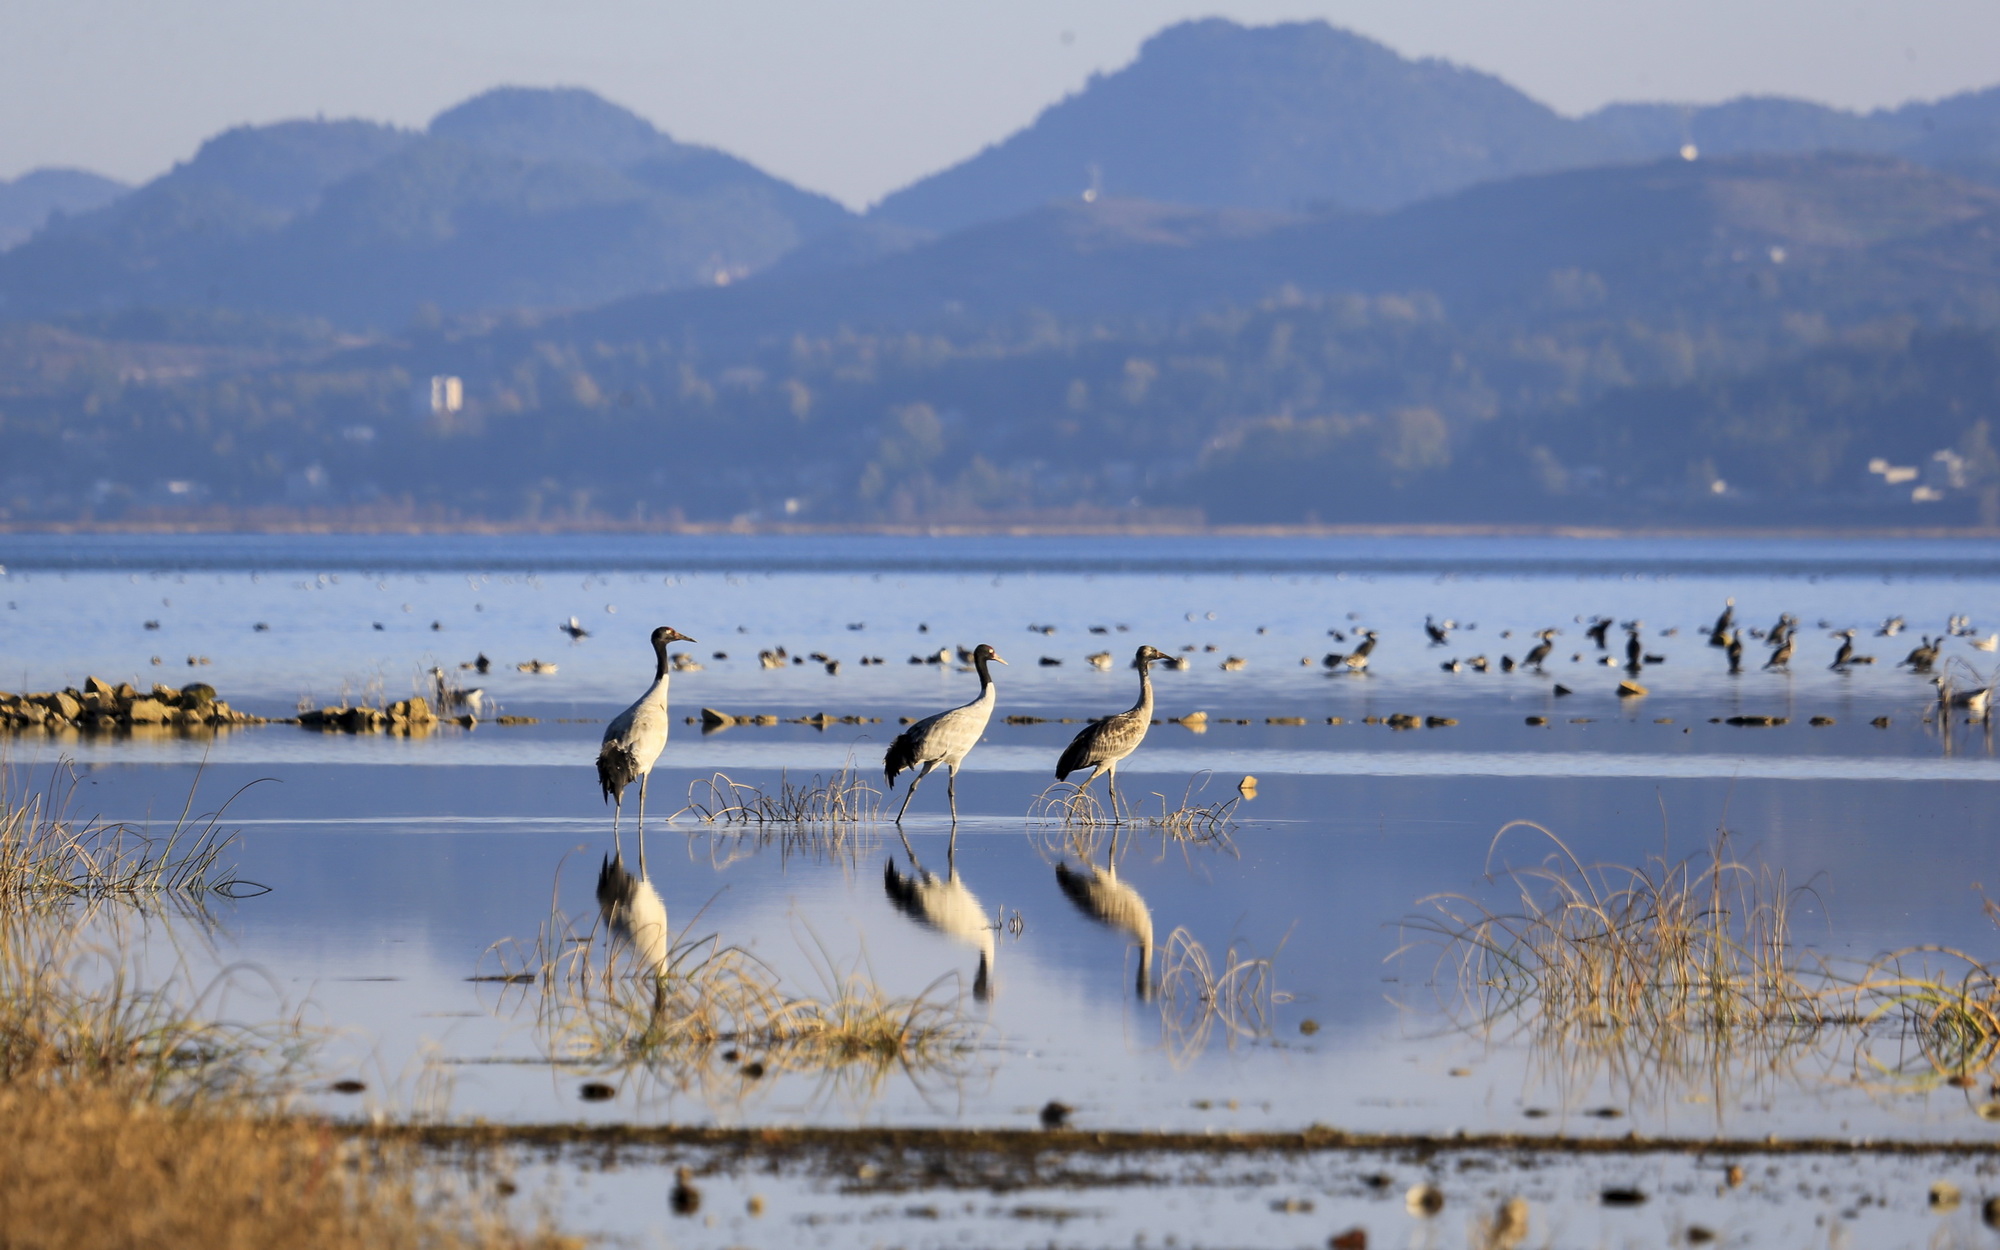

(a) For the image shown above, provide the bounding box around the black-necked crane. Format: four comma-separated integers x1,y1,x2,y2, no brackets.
1585,617,1613,650
1726,631,1744,673
1055,645,1167,815
1624,622,1644,672
883,831,995,1001
1424,615,1451,646
596,624,695,872
1054,827,1155,1001
561,616,591,639
885,642,1006,824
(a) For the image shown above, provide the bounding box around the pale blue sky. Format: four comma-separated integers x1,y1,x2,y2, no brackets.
2,0,1995,207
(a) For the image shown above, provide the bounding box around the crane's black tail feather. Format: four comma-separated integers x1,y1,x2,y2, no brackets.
883,728,918,789
597,743,640,805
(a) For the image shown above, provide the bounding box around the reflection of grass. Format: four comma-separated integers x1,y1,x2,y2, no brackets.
2,761,262,903
1405,822,2000,1114
0,904,307,1100
483,885,980,1107
1157,927,1283,1069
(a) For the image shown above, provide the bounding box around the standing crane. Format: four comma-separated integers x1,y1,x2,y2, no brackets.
596,624,695,874
885,643,1006,824
1055,645,1167,816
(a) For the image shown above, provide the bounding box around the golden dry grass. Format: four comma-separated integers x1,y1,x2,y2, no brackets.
679,766,882,826
1404,821,2000,1110
1029,774,1239,861
0,779,571,1250
0,1084,574,1250
1,761,260,903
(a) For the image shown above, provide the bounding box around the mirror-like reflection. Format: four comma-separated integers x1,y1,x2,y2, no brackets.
883,828,993,1001
1054,826,1156,1002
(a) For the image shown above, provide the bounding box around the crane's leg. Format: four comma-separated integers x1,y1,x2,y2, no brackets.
636,772,649,880
612,794,624,863
946,765,959,826
895,769,925,825
1106,763,1121,822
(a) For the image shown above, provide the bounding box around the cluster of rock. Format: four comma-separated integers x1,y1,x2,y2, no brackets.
0,677,262,729
297,697,444,734
693,708,881,731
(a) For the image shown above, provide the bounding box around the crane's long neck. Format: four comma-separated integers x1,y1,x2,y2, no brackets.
972,652,996,693
641,641,672,702
1130,660,1154,718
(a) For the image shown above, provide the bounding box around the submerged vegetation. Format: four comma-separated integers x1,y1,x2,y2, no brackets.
1405,821,2000,1115
1030,774,1240,852
679,766,883,827
481,868,982,1108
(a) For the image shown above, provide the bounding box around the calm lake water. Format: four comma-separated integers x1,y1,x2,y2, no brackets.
7,532,2000,1246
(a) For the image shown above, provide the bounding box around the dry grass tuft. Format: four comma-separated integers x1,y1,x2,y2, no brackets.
1,762,263,903
1156,927,1284,1069
0,1084,574,1250
1404,821,2000,1109
1029,774,1238,858
679,767,882,827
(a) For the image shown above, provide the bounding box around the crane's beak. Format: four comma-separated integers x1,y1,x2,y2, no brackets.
669,629,696,643
990,653,1008,665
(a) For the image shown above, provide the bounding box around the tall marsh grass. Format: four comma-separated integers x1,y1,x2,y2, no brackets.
1,761,263,903
1405,821,2000,1110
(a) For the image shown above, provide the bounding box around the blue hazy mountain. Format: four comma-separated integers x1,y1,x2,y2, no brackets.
873,18,2000,235
0,89,849,326
0,168,129,251
872,19,1625,230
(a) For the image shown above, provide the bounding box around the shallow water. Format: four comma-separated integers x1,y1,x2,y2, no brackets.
7,533,2000,1242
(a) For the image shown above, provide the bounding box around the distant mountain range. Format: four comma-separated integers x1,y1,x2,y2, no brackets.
8,19,2000,528
0,88,849,326
5,18,2000,328
873,18,2000,233
0,168,127,250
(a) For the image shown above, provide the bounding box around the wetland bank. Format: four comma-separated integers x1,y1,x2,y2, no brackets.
5,531,2000,1247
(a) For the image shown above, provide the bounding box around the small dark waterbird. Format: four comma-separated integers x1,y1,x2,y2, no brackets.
885,643,1006,824
1055,645,1168,814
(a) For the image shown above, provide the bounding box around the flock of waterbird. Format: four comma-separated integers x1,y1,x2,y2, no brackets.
590,623,1159,998
582,599,1990,1000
